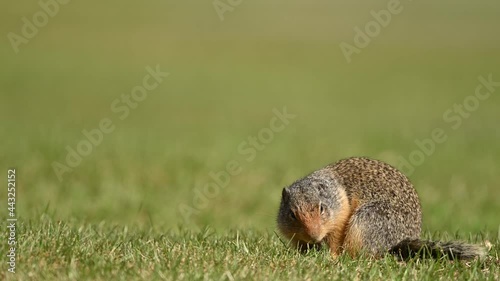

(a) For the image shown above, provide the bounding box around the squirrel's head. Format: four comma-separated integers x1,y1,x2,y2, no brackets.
277,174,348,244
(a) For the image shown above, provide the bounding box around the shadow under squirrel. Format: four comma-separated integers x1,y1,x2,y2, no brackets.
277,157,485,260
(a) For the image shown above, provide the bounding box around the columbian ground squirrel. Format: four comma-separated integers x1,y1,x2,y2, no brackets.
277,157,485,260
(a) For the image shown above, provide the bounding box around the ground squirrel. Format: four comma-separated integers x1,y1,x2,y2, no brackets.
277,157,485,260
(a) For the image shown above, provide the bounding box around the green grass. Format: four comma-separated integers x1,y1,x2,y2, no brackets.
1,0,500,279
2,216,499,280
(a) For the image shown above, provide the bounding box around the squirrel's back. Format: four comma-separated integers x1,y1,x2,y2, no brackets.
327,157,422,226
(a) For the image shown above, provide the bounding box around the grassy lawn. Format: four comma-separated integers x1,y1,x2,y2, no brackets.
1,0,500,279
2,218,499,280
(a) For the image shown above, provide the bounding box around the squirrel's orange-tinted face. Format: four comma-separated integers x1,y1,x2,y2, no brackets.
278,187,332,244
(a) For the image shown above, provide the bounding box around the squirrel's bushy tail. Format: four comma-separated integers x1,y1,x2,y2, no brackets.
389,239,486,260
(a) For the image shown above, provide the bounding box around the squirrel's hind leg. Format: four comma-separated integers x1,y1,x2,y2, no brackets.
343,200,420,258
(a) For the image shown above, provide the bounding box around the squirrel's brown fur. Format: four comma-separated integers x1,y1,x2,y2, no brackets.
277,157,485,260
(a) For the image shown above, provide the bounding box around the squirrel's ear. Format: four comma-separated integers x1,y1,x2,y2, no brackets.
282,188,289,199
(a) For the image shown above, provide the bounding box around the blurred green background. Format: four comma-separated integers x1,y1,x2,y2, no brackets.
1,0,499,235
